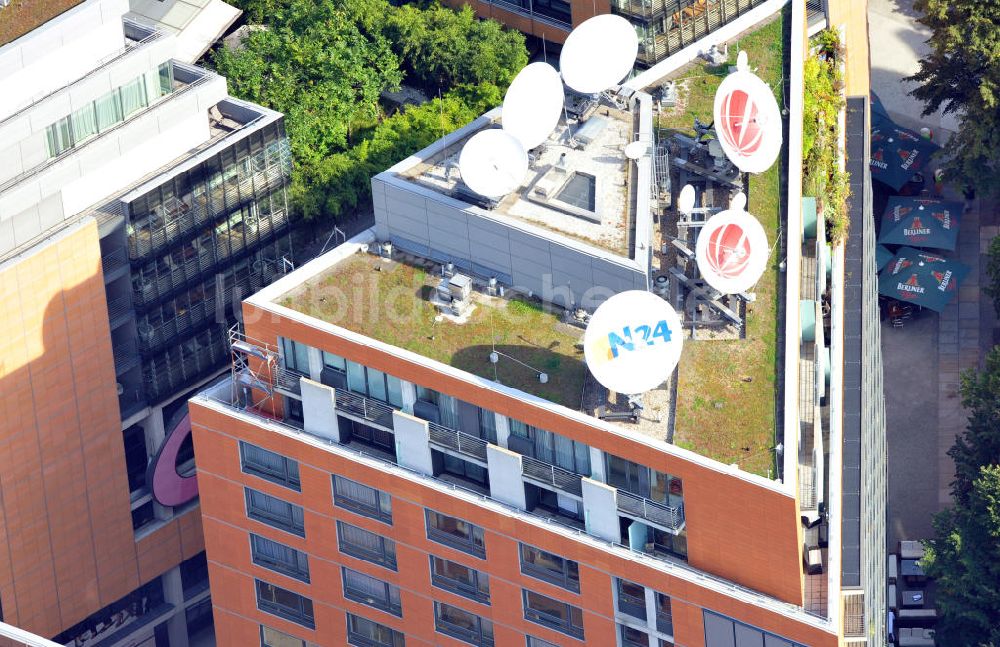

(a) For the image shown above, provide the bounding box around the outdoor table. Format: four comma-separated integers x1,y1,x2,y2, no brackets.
902,590,925,608
900,559,926,585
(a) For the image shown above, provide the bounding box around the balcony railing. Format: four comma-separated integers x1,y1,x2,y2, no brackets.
521,456,583,497
616,490,685,532
273,366,304,394
428,422,489,462
335,389,395,430
106,295,133,323
102,246,128,276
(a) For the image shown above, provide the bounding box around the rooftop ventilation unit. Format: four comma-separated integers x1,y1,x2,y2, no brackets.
574,115,609,148
434,273,473,317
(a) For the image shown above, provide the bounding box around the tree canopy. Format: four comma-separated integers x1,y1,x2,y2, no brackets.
907,0,1000,195
922,347,1000,646
213,0,527,220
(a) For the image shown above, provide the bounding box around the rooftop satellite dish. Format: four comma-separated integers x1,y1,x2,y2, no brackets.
503,62,565,150
678,184,696,214
559,15,639,94
713,67,783,173
624,141,647,159
696,209,769,294
730,191,747,212
459,129,528,199
583,290,683,394
736,50,749,72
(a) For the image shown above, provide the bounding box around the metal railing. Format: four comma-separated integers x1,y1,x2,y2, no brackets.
335,389,395,430
616,490,685,532
273,366,304,394
106,294,133,322
521,456,583,497
428,423,489,462
101,246,128,275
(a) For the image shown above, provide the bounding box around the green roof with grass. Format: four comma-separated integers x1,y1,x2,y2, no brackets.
0,0,85,47
661,9,788,477
281,253,588,409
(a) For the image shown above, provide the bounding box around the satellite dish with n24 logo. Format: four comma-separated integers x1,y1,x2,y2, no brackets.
584,290,683,395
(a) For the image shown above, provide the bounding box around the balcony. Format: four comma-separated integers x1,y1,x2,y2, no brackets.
616,490,685,533
335,389,395,431
273,366,303,394
521,456,583,498
102,246,129,277
428,422,489,462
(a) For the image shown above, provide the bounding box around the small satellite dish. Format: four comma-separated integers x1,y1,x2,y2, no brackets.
696,209,770,294
736,50,749,72
584,290,683,394
560,15,639,94
730,191,747,212
713,68,783,173
624,141,647,159
459,129,528,199
678,184,696,214
503,62,564,150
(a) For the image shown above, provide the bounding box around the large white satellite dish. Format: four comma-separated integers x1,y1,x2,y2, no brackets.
677,184,696,214
624,141,647,159
695,209,769,294
712,59,782,174
584,290,683,394
502,62,564,150
559,15,639,94
458,129,528,199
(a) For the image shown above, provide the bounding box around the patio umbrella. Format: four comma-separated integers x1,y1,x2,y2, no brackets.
876,245,894,271
870,112,940,191
879,196,962,250
871,91,889,119
878,247,968,312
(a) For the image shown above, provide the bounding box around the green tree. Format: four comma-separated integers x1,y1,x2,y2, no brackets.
984,235,1000,316
385,3,527,92
948,347,1000,502
922,465,1000,646
906,0,1000,196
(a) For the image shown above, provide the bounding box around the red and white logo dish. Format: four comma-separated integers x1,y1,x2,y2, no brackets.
713,70,782,174
695,209,770,294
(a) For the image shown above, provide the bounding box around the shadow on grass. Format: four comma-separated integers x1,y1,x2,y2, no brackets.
451,343,587,409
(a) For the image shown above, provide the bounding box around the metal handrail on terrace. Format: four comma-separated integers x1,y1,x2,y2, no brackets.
616,490,685,532
334,389,395,430
521,455,583,497
485,0,571,29
427,422,489,462
197,389,832,625
0,60,214,196
273,366,303,394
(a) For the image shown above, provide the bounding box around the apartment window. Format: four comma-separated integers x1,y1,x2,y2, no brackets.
346,613,405,647
255,579,314,629
333,475,392,523
605,454,682,505
520,544,580,593
337,521,397,570
241,441,301,491
526,638,559,647
245,488,305,537
429,556,490,603
655,593,673,636
346,361,403,408
280,338,311,374
703,611,805,647
323,351,347,371
425,510,485,558
341,567,401,616
438,452,490,490
434,602,494,646
251,534,310,583
616,578,646,620
621,624,652,647
523,589,585,639
508,420,590,475
260,624,318,647
123,425,149,494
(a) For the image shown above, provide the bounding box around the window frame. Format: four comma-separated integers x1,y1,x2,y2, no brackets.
260,624,318,647
255,578,315,629
250,533,310,583
429,555,490,604
519,543,581,593
433,601,494,647
341,567,402,617
425,509,486,558
245,487,306,537
522,589,585,640
241,441,302,491
337,521,398,571
333,475,393,524
346,612,405,647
